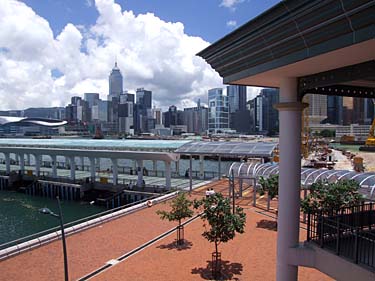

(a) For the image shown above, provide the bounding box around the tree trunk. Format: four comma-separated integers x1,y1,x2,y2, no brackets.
214,240,219,279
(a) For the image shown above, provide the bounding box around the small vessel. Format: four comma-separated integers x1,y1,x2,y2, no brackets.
93,125,104,139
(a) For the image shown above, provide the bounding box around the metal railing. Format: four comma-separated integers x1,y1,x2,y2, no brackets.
0,190,173,252
307,202,375,271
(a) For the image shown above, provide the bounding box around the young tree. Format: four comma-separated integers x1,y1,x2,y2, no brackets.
258,175,279,211
194,193,246,279
156,192,194,245
301,179,363,214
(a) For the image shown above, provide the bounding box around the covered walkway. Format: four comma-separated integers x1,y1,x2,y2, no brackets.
229,162,375,201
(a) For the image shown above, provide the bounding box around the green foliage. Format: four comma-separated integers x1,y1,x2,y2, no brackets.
156,192,194,226
301,179,363,214
193,193,246,249
258,175,279,200
320,129,336,138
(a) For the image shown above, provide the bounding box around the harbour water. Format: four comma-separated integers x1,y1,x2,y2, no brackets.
0,190,104,245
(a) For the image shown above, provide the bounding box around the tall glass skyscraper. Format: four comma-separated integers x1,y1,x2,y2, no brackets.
108,62,123,101
208,88,229,134
227,85,247,113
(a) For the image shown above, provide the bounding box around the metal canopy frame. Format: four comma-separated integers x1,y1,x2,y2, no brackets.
298,60,375,100
229,162,375,201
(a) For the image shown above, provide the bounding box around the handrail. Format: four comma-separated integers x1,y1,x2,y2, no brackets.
78,212,202,281
0,190,173,251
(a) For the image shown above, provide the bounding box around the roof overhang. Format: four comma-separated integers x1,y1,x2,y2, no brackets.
198,0,374,89
0,146,179,162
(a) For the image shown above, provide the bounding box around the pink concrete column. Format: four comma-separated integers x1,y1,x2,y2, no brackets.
274,78,307,281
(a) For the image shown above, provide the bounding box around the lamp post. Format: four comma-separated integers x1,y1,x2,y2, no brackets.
39,196,69,281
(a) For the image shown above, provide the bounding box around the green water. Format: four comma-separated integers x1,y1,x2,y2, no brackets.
0,191,104,245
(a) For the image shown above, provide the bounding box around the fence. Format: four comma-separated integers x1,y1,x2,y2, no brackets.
307,202,375,271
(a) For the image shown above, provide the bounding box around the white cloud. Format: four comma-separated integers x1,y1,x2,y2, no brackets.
85,0,93,7
226,20,237,28
0,0,222,111
220,0,244,10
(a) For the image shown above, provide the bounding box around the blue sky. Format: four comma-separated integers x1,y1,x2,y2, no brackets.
1,0,280,110
21,0,280,43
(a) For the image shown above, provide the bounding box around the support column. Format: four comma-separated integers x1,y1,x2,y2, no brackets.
51,155,57,178
5,153,10,174
165,161,171,190
218,156,222,180
153,160,157,172
189,155,193,192
137,160,143,187
80,156,85,171
69,156,76,181
19,153,25,173
34,154,41,177
89,157,96,182
275,78,307,281
112,158,118,186
96,158,100,171
199,155,204,179
65,156,70,169
26,154,31,166
175,160,179,176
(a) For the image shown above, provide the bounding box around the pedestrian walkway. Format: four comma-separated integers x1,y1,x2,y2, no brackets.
0,180,332,280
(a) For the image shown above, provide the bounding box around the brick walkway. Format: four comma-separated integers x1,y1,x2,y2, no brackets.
0,180,333,280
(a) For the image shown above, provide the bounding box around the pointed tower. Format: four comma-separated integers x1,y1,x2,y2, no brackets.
108,60,123,101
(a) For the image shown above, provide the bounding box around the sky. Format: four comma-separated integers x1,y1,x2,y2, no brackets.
0,0,280,110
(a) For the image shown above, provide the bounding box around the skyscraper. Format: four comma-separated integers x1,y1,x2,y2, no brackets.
227,85,247,113
84,93,100,108
260,88,279,135
208,88,229,134
134,88,153,134
303,94,327,125
326,96,343,125
108,62,123,101
136,88,152,109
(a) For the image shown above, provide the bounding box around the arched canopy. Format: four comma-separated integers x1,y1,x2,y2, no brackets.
228,162,375,201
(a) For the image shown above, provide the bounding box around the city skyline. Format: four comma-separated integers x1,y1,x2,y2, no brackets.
0,0,272,111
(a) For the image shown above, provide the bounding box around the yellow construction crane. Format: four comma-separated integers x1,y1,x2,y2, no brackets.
301,104,309,159
360,99,375,151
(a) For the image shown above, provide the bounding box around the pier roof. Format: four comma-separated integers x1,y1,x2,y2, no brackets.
0,138,190,153
0,146,179,162
175,141,278,158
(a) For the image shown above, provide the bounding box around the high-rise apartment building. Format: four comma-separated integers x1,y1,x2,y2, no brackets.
182,100,208,134
227,85,247,113
152,107,163,125
208,88,229,134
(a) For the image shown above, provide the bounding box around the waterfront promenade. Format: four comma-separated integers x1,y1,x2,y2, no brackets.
0,180,332,281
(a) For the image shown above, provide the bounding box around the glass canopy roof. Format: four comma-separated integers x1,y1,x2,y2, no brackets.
228,162,375,201
175,141,278,157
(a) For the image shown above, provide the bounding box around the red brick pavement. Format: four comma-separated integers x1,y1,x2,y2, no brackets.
0,180,333,280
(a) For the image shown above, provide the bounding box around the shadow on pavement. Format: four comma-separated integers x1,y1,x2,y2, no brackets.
256,219,277,231
191,260,243,280
157,240,193,251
